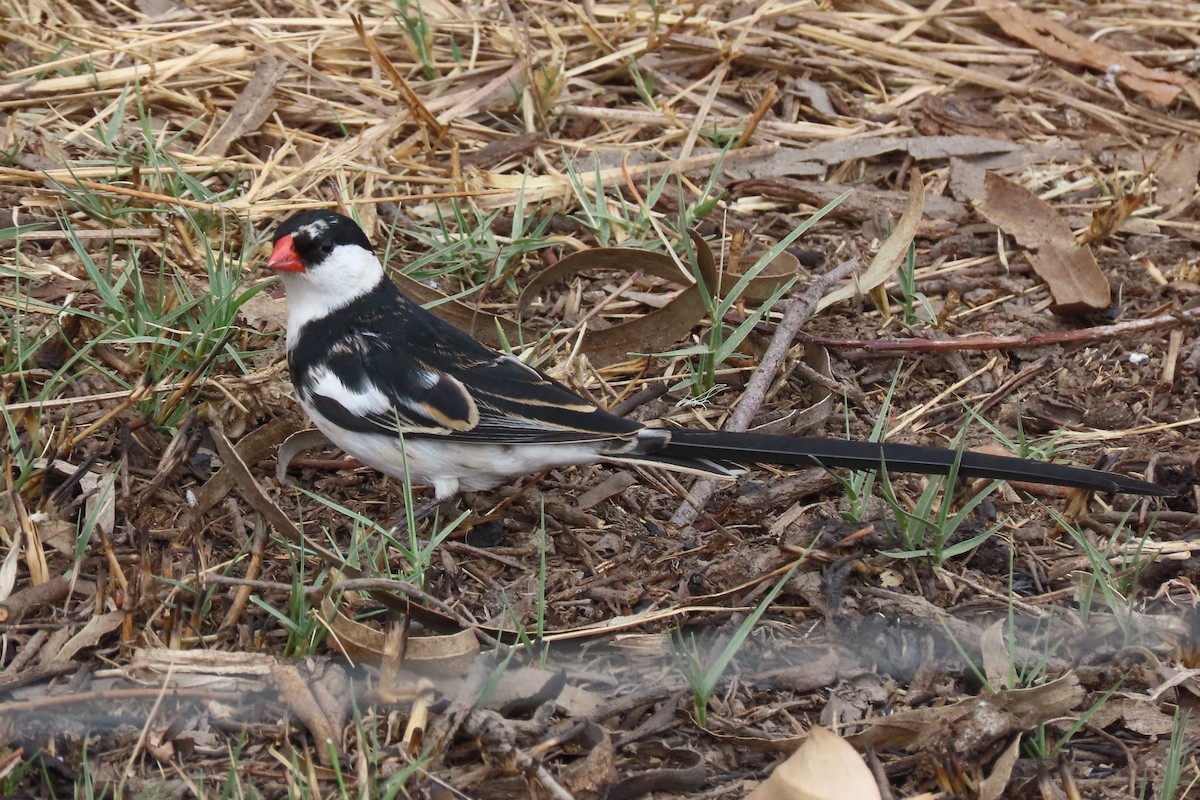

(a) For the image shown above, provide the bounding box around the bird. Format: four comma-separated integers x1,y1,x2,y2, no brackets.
265,209,1166,504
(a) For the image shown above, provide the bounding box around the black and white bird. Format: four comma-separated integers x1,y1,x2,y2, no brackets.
266,210,1165,502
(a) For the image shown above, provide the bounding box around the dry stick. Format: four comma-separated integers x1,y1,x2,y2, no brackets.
0,687,241,714
219,510,268,630
669,258,861,527
0,576,72,624
734,83,779,149
804,305,1200,352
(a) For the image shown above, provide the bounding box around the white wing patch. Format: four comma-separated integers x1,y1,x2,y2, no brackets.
413,369,441,389
305,365,393,416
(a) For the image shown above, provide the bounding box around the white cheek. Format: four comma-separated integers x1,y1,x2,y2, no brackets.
281,244,384,341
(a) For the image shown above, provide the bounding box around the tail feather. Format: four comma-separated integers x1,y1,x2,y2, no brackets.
656,429,1167,496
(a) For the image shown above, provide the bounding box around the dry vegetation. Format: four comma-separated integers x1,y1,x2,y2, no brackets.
2,0,1200,797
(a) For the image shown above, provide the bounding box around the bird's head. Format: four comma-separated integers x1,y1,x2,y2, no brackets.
266,211,385,326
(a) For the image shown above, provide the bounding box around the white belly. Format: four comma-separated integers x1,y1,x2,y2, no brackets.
303,401,604,498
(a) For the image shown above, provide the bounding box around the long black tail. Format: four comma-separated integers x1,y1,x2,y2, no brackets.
659,430,1167,496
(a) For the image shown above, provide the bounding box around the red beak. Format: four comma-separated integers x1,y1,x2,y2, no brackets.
266,234,304,272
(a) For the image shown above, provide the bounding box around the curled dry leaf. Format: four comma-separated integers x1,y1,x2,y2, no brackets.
1154,138,1200,216
819,169,925,312
0,536,19,603
44,609,124,663
746,726,882,800
559,720,616,797
275,428,334,487
604,743,706,798
976,172,1110,313
979,735,1021,800
976,0,1200,106
199,55,285,158
518,230,795,367
319,596,478,677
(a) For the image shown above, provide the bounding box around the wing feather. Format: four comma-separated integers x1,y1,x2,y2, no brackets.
288,282,643,446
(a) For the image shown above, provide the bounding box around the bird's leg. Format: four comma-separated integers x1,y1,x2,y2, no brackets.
387,496,451,538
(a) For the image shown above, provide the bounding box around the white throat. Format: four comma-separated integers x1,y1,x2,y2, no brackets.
280,243,384,349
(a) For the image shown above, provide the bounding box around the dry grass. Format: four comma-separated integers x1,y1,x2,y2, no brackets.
2,0,1199,797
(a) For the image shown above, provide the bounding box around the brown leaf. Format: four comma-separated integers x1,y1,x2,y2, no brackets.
238,290,290,333
44,610,124,664
1089,697,1178,736
319,597,479,676
850,673,1084,753
1156,138,1200,214
977,172,1074,248
275,428,334,487
976,0,1200,106
603,744,706,798
270,662,337,764
980,620,1011,691
820,169,926,312
518,232,794,367
559,722,616,797
979,735,1021,800
746,726,882,800
976,173,1110,312
199,55,285,157
1027,243,1111,312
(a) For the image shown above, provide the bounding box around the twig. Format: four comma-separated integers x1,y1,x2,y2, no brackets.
0,576,72,624
219,508,267,630
805,306,1200,352
670,258,861,526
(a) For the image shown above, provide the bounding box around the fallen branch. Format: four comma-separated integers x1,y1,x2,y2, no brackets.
670,258,860,526
804,306,1200,353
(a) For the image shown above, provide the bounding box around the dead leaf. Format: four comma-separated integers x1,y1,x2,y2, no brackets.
44,610,124,663
518,231,793,367
604,743,706,798
275,428,334,486
819,169,925,312
850,673,1084,753
743,135,1024,172
559,721,616,797
735,176,965,233
976,0,1200,107
1027,243,1111,312
0,536,19,603
577,471,638,510
83,472,116,540
1156,138,1200,214
320,596,479,676
976,173,1110,312
1089,697,1179,736
977,172,1075,248
11,491,48,587
199,55,285,157
746,726,881,800
980,620,1011,691
948,157,988,204
238,289,290,333
979,735,1021,800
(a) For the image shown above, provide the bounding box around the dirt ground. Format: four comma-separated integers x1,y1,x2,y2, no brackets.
1,0,1199,798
